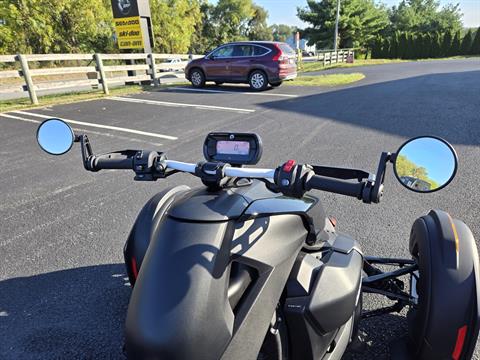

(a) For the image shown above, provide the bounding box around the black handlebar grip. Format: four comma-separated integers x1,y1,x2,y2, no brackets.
93,155,134,170
305,175,365,199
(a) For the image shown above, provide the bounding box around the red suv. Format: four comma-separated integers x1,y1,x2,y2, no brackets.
185,41,297,91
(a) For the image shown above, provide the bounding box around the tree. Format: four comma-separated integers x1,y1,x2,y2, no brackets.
471,27,480,55
389,32,400,58
191,2,217,54
395,155,440,189
190,0,272,54
247,4,272,41
371,38,381,58
211,0,255,44
460,29,473,55
297,0,389,51
150,0,202,54
389,0,462,35
441,31,452,57
382,39,391,58
398,32,408,58
405,33,415,59
420,34,431,58
450,30,461,56
429,32,442,57
270,24,296,42
0,0,114,54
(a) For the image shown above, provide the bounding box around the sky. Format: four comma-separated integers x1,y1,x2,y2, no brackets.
398,138,456,184
254,0,480,28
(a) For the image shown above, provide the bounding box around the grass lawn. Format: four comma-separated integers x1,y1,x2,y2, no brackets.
0,83,187,113
300,55,479,73
286,73,365,87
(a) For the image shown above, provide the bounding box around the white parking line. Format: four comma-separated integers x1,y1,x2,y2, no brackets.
107,96,255,113
10,111,178,140
0,113,41,124
171,87,299,98
0,113,164,146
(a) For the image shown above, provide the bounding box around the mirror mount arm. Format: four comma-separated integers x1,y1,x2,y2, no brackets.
368,152,394,204
75,134,97,171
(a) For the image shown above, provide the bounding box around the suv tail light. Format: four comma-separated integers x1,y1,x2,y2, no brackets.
273,44,289,65
272,44,290,70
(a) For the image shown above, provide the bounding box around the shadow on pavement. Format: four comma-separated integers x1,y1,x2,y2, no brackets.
344,312,409,360
257,71,480,146
163,83,283,94
0,264,130,359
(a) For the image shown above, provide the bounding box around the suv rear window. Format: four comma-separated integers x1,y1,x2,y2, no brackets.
278,43,295,55
253,45,269,56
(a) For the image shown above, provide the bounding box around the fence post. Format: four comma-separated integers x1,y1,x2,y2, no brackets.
148,53,159,87
94,53,109,95
17,54,38,105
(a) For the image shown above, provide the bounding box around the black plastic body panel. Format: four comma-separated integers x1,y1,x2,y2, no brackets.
122,179,359,360
284,233,363,360
124,180,313,359
123,185,190,286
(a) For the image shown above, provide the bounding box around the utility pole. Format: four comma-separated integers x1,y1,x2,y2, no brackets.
333,0,340,52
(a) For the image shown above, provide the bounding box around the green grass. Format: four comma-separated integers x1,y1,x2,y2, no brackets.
286,73,365,87
301,58,407,73
300,55,479,73
0,82,187,113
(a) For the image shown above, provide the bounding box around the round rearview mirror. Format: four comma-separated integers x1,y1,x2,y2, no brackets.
36,118,74,155
394,136,457,193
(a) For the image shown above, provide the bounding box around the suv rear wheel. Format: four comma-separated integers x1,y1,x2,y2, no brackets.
190,69,205,88
249,70,268,91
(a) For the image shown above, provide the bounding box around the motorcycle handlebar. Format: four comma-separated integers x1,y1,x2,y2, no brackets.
304,174,365,199
93,155,133,170
87,156,367,201
165,160,276,179
166,160,365,200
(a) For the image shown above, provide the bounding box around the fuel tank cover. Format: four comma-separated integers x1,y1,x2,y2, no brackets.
167,187,250,221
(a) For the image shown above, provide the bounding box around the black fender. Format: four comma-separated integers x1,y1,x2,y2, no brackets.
123,185,190,286
408,209,480,360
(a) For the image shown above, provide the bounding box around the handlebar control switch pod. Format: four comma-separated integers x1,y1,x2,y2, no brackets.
272,160,314,198
133,151,164,181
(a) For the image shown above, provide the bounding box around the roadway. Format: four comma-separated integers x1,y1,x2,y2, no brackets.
0,58,479,359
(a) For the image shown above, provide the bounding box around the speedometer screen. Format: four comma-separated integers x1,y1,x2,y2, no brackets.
216,140,250,156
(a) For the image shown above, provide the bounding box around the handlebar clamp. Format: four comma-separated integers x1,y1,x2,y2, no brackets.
195,161,231,190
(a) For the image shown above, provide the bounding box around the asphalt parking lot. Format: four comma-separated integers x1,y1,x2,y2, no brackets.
1,59,480,359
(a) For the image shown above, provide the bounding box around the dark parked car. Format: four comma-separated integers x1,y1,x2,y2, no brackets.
185,41,297,90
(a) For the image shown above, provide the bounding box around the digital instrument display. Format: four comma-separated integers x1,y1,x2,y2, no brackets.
216,141,250,156
204,132,263,165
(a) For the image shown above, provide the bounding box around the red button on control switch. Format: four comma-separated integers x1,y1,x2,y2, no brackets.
283,160,296,173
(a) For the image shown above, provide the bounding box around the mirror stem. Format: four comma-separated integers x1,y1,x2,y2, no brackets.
370,152,393,203
79,134,97,171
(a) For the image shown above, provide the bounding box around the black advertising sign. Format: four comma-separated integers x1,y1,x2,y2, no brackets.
111,0,139,19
